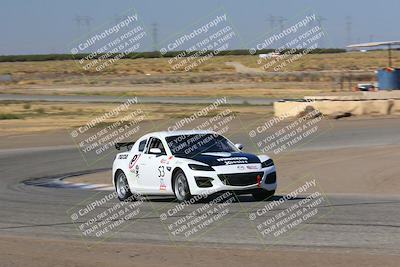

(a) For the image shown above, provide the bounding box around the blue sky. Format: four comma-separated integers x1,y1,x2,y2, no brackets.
1,0,399,55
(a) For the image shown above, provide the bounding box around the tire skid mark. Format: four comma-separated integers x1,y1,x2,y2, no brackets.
22,168,113,191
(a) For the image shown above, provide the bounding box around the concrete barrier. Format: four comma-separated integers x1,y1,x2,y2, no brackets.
274,98,400,117
304,91,400,101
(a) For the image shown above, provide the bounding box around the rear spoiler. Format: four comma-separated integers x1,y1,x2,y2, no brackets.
115,142,135,151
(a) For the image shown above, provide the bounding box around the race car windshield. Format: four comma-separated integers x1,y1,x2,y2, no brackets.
166,134,238,155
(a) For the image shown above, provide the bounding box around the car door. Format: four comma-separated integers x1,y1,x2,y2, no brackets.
139,137,168,194
125,138,148,192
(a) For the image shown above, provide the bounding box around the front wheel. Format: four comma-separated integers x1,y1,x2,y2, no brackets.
252,190,275,201
115,171,133,201
173,170,192,202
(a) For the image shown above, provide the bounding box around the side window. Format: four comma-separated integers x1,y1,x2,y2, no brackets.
147,138,166,155
138,139,147,152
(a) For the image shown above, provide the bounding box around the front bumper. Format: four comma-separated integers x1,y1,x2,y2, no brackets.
187,165,277,195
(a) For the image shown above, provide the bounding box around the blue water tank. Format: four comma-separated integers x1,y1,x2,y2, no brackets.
378,68,400,90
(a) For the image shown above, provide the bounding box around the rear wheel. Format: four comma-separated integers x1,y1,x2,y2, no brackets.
115,171,133,201
252,190,275,201
173,170,192,202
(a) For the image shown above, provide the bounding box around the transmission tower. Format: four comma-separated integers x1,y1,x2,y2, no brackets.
276,16,287,33
152,23,159,52
276,16,287,48
345,16,352,46
316,15,327,48
266,15,276,31
75,15,93,32
316,15,326,28
114,15,125,25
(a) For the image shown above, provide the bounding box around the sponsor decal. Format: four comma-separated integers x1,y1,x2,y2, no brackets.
246,165,259,170
160,177,166,190
237,165,245,170
129,154,141,170
217,157,248,165
118,154,128,159
160,155,174,164
134,165,140,178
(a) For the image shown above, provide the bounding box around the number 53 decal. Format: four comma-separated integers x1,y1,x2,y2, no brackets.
158,166,165,177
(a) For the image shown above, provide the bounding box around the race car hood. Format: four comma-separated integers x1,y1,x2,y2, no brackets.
174,151,261,166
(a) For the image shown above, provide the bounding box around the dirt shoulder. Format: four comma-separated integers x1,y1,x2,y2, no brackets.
1,235,399,267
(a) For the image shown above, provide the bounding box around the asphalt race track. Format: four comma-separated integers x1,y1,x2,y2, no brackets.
1,118,400,254
0,94,279,105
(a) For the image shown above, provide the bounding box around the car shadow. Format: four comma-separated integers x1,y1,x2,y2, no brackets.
139,194,306,203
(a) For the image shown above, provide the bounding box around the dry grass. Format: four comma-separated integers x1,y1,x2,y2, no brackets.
0,83,332,99
0,101,273,135
0,56,235,77
0,51,395,100
229,51,400,71
1,51,398,77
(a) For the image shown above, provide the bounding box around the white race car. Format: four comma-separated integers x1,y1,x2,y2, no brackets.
112,130,277,202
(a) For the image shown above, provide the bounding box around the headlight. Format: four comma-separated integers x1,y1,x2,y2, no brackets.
188,164,214,171
261,159,274,168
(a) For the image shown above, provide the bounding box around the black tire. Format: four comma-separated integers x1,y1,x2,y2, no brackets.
115,171,133,201
173,170,192,202
252,190,275,201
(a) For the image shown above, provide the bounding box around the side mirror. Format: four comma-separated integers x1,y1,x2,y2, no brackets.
149,148,162,154
235,143,243,150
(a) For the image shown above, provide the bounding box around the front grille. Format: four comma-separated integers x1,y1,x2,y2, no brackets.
265,172,276,184
218,172,264,186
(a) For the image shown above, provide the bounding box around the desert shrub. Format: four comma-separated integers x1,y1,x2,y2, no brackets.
0,113,22,120
35,108,45,114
